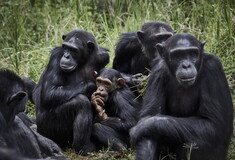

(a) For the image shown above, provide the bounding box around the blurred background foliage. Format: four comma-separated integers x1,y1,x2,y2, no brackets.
0,0,234,159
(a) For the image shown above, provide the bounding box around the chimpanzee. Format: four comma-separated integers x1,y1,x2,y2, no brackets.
33,29,109,155
0,69,66,159
113,21,174,87
91,68,139,151
130,33,234,160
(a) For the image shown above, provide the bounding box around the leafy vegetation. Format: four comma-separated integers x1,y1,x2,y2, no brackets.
0,0,234,159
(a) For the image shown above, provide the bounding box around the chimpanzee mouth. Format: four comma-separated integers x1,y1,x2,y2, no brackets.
177,76,196,87
60,65,77,72
180,77,196,82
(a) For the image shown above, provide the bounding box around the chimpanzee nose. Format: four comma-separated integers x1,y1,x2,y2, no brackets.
64,52,70,59
99,88,104,91
182,61,191,69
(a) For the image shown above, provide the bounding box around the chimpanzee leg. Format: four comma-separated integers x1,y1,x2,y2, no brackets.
72,94,97,155
92,123,126,151
135,138,157,160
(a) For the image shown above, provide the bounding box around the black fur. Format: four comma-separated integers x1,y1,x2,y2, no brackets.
91,68,139,151
130,33,233,160
0,69,66,160
113,31,149,75
34,29,109,155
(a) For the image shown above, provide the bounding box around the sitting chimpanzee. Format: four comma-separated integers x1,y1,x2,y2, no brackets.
130,33,234,160
113,21,174,88
33,29,109,155
91,68,139,151
0,69,67,160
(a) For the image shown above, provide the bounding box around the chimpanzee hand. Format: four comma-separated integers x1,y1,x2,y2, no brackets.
131,73,145,85
120,73,144,86
91,92,105,107
91,92,108,119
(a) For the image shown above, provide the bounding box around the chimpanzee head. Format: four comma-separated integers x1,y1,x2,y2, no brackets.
93,68,125,102
137,21,174,60
60,30,98,72
0,69,27,124
156,33,205,88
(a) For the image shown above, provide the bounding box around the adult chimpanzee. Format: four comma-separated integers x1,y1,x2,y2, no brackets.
113,21,174,87
130,33,234,160
0,69,66,160
33,29,109,155
91,68,139,151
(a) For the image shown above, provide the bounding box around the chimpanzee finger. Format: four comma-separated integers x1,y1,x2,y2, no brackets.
95,95,105,101
133,73,143,77
96,98,105,106
94,91,102,96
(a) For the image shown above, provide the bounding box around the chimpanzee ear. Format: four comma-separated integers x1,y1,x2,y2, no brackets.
117,78,125,88
137,30,145,43
201,41,206,48
7,91,27,106
93,71,98,78
156,43,165,58
87,41,95,50
62,34,67,40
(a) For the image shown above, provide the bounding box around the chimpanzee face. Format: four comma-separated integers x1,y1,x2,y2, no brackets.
95,77,114,102
60,46,79,72
169,47,200,87
60,30,96,72
137,23,174,60
93,68,125,102
157,33,204,88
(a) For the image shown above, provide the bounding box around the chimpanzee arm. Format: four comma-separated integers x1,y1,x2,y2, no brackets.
100,89,138,131
120,72,145,87
41,80,96,108
131,55,233,146
139,58,167,118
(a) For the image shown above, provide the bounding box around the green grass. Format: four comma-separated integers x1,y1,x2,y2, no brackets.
64,148,135,160
0,0,234,159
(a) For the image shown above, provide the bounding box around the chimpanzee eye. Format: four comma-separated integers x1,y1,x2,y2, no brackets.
104,81,111,87
96,79,102,84
63,45,68,50
155,37,165,44
189,51,199,63
190,51,198,57
70,48,77,53
170,52,181,62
